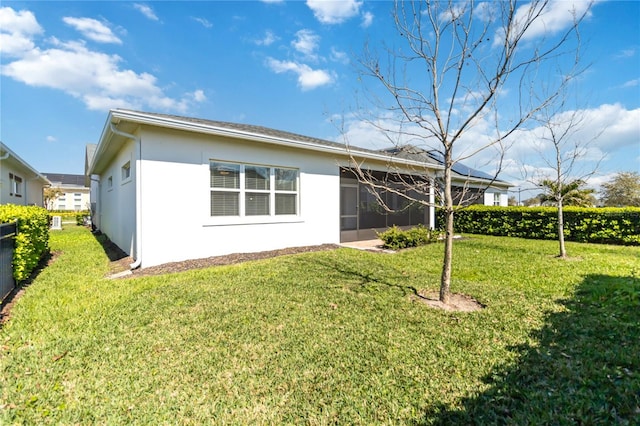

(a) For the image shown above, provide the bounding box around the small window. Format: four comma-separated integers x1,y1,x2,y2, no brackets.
59,204,66,209
59,197,67,201
74,193,82,196
121,161,131,181
107,176,113,189
9,173,23,197
493,193,501,206
74,205,82,210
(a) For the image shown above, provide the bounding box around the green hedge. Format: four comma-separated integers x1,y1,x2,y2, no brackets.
438,206,640,245
0,204,50,282
47,210,90,226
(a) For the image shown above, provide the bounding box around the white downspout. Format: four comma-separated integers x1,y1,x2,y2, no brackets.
109,123,142,270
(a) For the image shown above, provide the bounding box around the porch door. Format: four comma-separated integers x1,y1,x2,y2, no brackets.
340,184,359,242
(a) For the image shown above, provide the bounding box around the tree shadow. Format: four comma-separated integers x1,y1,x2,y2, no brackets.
420,273,640,424
298,255,431,301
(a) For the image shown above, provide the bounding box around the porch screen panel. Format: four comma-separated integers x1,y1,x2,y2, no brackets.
358,185,386,229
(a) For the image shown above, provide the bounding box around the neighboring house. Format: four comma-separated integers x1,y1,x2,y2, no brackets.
87,109,511,269
42,173,90,211
0,142,50,206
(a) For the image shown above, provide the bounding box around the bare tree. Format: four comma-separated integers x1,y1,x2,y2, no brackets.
346,0,589,304
527,96,604,258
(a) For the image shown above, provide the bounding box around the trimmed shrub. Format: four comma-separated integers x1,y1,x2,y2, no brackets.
378,225,438,250
0,204,50,281
438,206,640,245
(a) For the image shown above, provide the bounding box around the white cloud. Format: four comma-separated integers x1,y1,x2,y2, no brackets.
292,29,319,58
192,17,212,28
517,0,595,42
63,17,121,44
133,3,159,21
614,47,636,59
361,11,373,28
1,20,199,114
46,135,57,142
191,89,206,102
254,30,278,46
622,79,639,88
306,0,362,24
266,58,334,90
330,47,349,64
0,7,43,57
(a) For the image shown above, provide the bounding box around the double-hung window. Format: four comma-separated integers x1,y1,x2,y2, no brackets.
9,173,22,197
210,161,298,217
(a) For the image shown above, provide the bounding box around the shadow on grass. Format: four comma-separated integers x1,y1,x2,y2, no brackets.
420,273,640,425
91,230,128,262
302,255,430,300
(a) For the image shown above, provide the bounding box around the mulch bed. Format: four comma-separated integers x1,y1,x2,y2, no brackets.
126,244,340,277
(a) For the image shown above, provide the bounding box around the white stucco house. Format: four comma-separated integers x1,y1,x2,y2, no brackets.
0,142,50,207
87,109,510,269
42,173,90,211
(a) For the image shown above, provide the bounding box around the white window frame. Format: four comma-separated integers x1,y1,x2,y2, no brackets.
208,160,301,225
9,173,23,198
121,161,131,183
493,192,501,206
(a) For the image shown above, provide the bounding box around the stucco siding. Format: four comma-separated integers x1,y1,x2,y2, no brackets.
97,139,137,256
0,162,46,206
137,127,340,267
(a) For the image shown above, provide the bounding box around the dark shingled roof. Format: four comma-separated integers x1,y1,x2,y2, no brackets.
380,145,504,182
43,173,87,187
116,109,351,153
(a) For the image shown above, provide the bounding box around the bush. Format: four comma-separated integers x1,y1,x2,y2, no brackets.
378,225,438,250
0,204,50,281
439,206,640,245
75,212,90,226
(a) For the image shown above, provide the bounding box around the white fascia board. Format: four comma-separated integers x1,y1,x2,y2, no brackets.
108,110,445,172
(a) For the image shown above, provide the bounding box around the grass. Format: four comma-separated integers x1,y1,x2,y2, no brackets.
1,225,638,424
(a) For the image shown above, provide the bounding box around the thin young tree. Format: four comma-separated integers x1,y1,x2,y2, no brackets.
347,0,589,304
525,84,605,258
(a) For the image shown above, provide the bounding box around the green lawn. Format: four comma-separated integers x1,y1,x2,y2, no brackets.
1,226,638,424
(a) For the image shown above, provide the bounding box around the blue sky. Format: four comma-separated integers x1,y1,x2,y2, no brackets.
1,0,638,196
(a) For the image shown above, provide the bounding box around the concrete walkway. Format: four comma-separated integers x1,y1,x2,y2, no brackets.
339,239,395,253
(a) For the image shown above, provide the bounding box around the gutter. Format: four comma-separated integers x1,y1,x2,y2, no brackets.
109,123,143,270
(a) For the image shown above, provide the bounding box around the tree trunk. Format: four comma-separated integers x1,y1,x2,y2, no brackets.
557,201,567,258
439,163,453,304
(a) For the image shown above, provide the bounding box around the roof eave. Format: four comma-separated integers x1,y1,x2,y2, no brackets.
0,142,51,186
107,110,446,172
